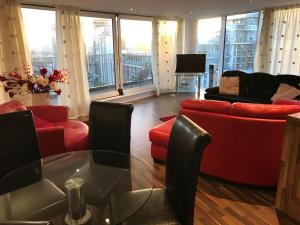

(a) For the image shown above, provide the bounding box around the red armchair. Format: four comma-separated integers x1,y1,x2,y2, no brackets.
0,101,88,157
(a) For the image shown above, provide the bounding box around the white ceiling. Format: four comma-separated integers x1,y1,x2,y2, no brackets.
26,0,299,18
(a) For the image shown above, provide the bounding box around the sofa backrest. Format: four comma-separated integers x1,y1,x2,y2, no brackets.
239,73,278,101
221,71,300,101
180,99,231,115
0,100,26,115
229,102,300,119
181,99,300,120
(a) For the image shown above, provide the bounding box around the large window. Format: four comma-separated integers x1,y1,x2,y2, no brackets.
120,19,153,89
21,8,57,74
198,17,222,88
198,12,260,88
80,16,115,92
224,12,259,72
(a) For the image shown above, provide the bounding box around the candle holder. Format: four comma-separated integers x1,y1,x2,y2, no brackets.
64,178,91,225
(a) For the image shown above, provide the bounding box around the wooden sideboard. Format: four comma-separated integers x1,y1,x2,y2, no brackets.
275,112,300,223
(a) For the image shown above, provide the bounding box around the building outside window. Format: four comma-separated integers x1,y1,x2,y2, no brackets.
80,16,115,92
197,17,222,88
21,8,57,74
198,12,260,88
120,19,153,89
224,12,260,72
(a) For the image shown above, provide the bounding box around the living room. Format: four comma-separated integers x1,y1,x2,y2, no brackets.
0,0,300,224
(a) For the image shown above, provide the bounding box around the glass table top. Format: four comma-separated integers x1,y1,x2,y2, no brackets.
0,150,154,225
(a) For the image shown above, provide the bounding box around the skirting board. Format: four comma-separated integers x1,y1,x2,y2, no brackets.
96,89,156,103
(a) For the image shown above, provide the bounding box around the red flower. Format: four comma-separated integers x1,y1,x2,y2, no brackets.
4,86,10,92
53,70,60,76
40,68,48,75
9,72,21,80
55,89,61,95
8,92,14,98
0,76,6,81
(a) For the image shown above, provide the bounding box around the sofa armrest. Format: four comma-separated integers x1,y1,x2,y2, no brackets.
36,127,65,157
205,86,219,94
27,105,68,122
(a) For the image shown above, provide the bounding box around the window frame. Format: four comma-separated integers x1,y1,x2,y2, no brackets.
222,11,261,73
21,4,57,75
79,11,120,98
118,15,154,91
197,10,261,84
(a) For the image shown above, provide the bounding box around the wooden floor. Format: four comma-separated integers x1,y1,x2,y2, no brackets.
129,93,296,225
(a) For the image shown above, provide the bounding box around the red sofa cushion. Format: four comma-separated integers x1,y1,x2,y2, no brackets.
56,120,88,151
0,100,26,114
33,116,53,128
181,99,231,114
149,118,175,147
272,99,300,106
229,103,300,119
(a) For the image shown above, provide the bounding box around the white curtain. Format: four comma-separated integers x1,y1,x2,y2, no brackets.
56,6,90,118
254,7,300,75
0,0,32,104
152,18,182,95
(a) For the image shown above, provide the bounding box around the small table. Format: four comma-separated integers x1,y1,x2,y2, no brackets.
0,151,153,225
174,73,204,94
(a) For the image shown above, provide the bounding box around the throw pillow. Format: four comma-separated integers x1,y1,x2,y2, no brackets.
271,83,300,102
219,77,239,96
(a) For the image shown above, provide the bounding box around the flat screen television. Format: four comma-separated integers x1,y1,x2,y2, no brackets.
175,54,206,73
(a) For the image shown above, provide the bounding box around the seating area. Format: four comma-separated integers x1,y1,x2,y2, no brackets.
0,100,88,157
1,0,300,224
150,99,300,186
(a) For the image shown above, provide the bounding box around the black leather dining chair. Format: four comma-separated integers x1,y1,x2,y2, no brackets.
0,110,41,194
88,101,134,155
123,115,211,225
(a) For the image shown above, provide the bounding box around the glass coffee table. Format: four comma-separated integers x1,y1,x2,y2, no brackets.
0,151,154,225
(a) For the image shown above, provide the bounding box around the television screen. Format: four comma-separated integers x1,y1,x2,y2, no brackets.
175,54,206,73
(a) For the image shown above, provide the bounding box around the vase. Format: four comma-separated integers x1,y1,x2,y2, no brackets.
31,93,51,106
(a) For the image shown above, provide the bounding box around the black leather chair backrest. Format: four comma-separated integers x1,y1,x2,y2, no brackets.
0,110,41,194
88,101,134,155
165,115,211,225
0,110,40,179
0,221,52,225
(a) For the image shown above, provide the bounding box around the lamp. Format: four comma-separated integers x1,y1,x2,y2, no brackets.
175,54,206,74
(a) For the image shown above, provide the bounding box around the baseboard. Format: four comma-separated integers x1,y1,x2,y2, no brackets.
97,89,156,103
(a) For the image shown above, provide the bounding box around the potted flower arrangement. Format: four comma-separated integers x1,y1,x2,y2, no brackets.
0,66,68,100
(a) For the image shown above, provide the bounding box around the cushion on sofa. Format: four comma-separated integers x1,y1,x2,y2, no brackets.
271,83,300,101
149,118,175,147
219,77,239,95
55,120,88,151
229,103,300,119
33,116,53,128
272,99,300,106
0,100,26,114
180,99,232,114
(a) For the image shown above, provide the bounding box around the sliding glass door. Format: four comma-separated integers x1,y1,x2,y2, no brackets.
119,18,153,89
80,14,117,93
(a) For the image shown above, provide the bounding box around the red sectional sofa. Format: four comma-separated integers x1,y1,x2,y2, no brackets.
150,99,300,187
0,100,88,157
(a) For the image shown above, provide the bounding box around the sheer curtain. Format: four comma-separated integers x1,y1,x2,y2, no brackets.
152,18,183,95
0,0,32,104
56,6,90,118
254,7,300,75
